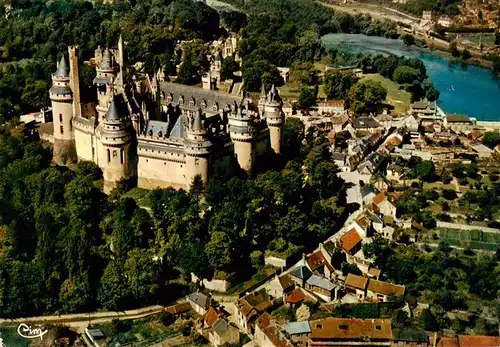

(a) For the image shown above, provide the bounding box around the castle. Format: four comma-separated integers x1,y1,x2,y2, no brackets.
49,39,284,193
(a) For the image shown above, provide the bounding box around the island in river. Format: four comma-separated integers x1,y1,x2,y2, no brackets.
322,34,500,121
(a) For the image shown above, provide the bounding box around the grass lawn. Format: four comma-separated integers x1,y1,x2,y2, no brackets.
123,187,152,208
361,73,411,115
422,182,455,190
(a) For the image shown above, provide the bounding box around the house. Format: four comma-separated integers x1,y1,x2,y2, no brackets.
352,116,382,133
344,274,368,299
332,152,348,171
308,318,393,346
360,185,379,205
436,335,500,347
284,287,306,308
305,274,337,302
382,132,403,150
317,100,345,115
290,265,313,287
267,274,295,299
471,144,493,159
367,279,406,302
409,101,436,118
372,174,390,191
283,321,311,345
187,292,210,316
339,229,362,256
236,288,272,334
445,114,475,132
400,114,420,132
254,313,294,347
376,114,394,129
372,191,397,219
353,215,373,238
367,267,381,280
437,15,453,27
165,302,191,317
369,213,384,233
386,164,405,181
306,250,334,278
331,114,349,131
208,318,240,346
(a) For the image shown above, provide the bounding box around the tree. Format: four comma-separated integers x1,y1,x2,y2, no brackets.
324,70,358,99
99,261,130,310
220,56,239,81
348,79,387,114
481,131,500,149
424,83,440,102
402,34,416,46
415,160,436,182
124,249,161,304
205,231,234,272
419,309,439,331
393,66,420,84
189,174,205,197
298,85,317,109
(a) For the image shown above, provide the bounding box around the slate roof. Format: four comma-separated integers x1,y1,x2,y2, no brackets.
446,114,470,123
283,321,311,335
352,117,381,129
187,292,209,308
55,56,69,77
332,152,347,162
107,99,120,121
360,185,378,199
306,275,336,291
291,265,312,280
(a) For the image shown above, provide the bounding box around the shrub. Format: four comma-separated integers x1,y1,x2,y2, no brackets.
442,189,457,200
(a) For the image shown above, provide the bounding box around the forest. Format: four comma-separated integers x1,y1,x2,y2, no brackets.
0,119,350,317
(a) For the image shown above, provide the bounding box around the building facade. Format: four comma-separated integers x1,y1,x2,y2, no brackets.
48,40,284,193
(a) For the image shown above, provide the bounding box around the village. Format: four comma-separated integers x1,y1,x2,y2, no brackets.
6,1,500,346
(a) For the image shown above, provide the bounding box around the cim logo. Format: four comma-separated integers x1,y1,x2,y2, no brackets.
17,323,48,340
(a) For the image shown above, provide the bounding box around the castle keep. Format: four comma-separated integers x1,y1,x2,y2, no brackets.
49,40,284,193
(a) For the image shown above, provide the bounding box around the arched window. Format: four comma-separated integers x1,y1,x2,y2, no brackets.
120,148,124,164
107,149,111,163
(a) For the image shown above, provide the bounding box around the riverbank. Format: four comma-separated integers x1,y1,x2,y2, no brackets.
317,1,497,71
322,33,500,121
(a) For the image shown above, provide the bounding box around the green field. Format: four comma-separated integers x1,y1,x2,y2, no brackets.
361,73,412,115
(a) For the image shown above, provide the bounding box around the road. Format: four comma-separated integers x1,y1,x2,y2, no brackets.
0,305,164,334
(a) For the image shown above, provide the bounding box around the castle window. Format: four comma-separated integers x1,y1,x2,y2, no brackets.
189,98,195,107
59,114,63,122
107,149,111,163
60,126,64,135
113,150,117,158
120,149,124,164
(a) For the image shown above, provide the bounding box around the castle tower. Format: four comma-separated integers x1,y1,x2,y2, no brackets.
264,85,284,154
98,96,136,193
258,83,266,117
228,103,257,172
94,48,118,120
184,109,212,188
50,55,77,163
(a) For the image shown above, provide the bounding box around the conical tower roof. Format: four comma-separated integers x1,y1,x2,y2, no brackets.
100,48,112,69
107,98,120,121
55,55,69,77
260,83,266,99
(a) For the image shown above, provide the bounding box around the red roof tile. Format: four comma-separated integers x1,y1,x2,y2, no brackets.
340,229,362,253
345,274,368,291
285,288,306,304
309,318,392,341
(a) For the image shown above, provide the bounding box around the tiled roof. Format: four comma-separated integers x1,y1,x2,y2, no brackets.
446,114,470,123
306,250,331,272
367,279,405,297
352,117,381,129
368,267,381,278
345,274,368,291
257,313,294,347
278,274,295,291
204,307,219,328
165,302,190,315
318,100,345,107
309,318,393,340
356,216,371,229
372,191,389,206
457,335,500,347
238,288,272,319
285,288,306,304
339,229,362,253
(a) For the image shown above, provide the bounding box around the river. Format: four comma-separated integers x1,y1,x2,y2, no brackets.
322,34,500,121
